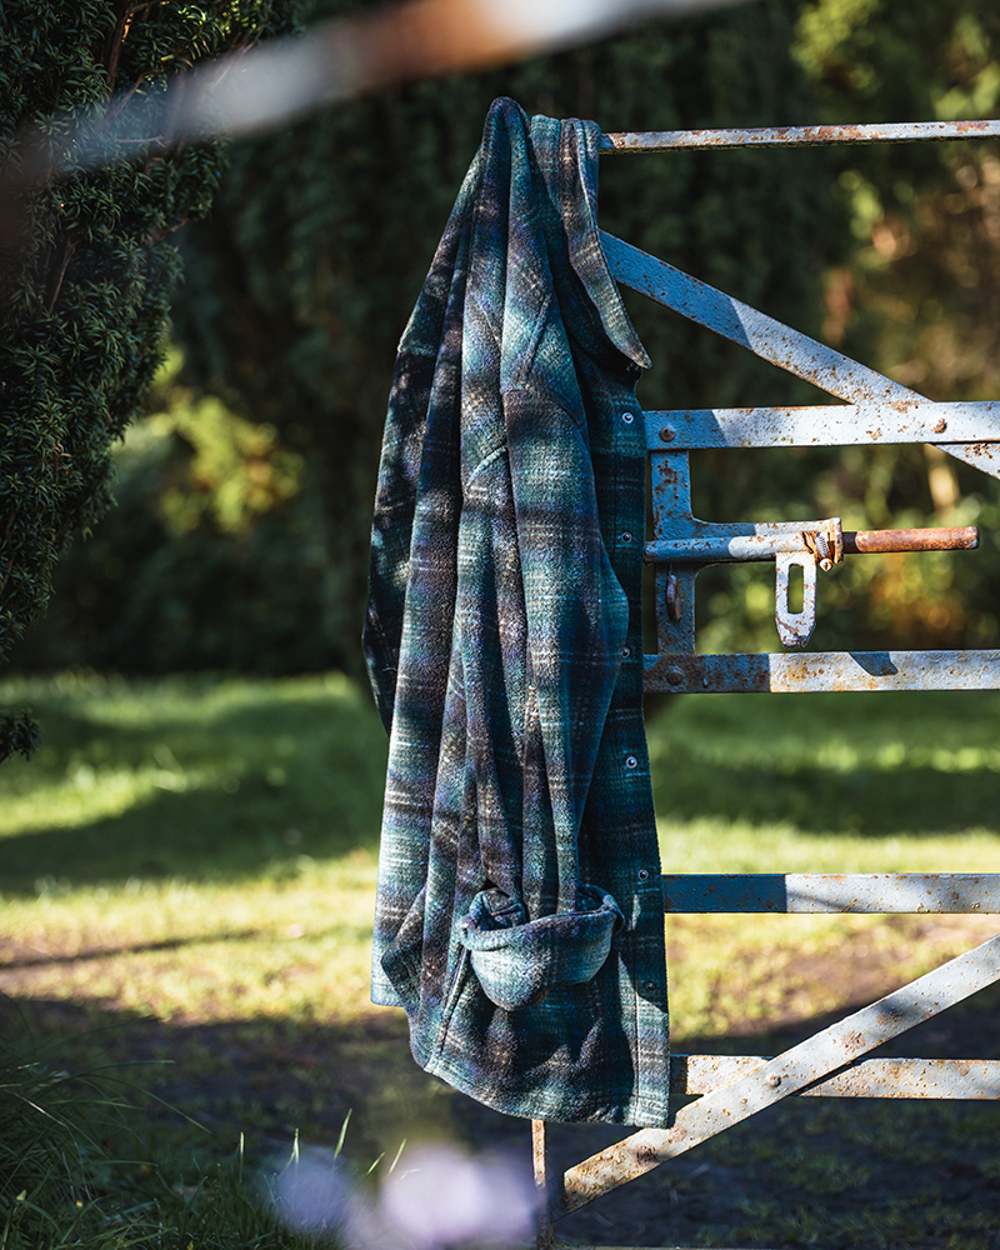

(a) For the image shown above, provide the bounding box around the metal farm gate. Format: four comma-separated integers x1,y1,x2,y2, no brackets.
531,119,1000,1250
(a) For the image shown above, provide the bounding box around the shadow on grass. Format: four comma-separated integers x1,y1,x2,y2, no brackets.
7,748,993,901
6,969,1000,1250
4,682,1000,897
0,991,455,1170
651,751,1000,837
646,690,1000,838
0,926,283,970
1,689,388,894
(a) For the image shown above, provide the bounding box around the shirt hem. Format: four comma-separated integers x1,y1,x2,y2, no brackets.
412,1028,671,1129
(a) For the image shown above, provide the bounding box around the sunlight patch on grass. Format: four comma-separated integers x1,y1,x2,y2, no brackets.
2,677,999,1044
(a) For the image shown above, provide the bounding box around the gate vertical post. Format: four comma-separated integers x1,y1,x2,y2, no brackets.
532,1118,555,1250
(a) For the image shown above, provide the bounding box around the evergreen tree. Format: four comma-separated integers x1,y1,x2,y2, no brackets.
0,2,292,759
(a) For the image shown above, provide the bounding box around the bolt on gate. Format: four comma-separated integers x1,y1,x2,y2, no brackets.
531,119,1000,1250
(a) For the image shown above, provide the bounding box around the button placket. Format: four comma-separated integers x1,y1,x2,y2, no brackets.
605,385,671,1123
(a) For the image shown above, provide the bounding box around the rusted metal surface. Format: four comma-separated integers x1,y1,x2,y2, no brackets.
661,872,1000,914
649,450,697,661
644,402,1000,450
643,650,1000,694
624,210,1000,668
851,526,979,553
774,553,817,647
604,230,1000,481
643,400,986,666
557,932,1000,1216
644,523,979,564
614,131,998,675
803,523,843,570
674,1054,1000,1100
599,119,1000,153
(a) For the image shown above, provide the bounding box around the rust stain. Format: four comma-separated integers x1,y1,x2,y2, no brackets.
847,525,979,554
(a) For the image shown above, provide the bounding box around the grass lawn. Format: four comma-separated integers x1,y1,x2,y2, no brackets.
2,672,1000,1248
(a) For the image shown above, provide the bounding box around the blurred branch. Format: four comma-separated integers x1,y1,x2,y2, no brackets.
7,0,748,194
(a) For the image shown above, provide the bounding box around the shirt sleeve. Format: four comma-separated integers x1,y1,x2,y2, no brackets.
361,152,481,732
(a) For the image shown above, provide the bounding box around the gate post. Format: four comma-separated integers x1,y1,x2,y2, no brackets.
532,1118,556,1250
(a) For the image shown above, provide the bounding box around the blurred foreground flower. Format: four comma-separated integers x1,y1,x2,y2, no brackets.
380,1142,539,1249
270,1137,538,1249
273,1147,370,1242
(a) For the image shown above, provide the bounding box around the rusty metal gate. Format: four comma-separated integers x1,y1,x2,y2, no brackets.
531,118,1000,1250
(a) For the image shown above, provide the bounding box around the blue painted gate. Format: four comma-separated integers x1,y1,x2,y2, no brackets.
532,117,1000,1250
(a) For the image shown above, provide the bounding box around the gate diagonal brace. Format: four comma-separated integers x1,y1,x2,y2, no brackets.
557,930,1000,1217
602,231,1000,481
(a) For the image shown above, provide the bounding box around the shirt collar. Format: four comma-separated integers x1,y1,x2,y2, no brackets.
542,112,652,374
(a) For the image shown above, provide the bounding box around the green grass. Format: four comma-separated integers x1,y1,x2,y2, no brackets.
2,673,1000,1248
0,672,385,1021
0,1010,332,1250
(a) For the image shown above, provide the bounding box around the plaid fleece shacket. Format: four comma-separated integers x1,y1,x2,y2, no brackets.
362,97,670,1128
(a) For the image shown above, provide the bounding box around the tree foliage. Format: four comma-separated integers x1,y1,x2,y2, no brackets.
0,1,292,759
11,1,1000,694
172,0,1000,667
173,0,844,675
770,0,1000,654
15,359,336,675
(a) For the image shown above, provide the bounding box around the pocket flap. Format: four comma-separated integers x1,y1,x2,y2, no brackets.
457,883,623,1010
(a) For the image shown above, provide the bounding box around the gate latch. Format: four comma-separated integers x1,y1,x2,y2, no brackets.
646,519,979,650
776,517,845,648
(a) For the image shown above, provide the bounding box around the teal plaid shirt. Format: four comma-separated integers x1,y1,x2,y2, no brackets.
362,97,670,1128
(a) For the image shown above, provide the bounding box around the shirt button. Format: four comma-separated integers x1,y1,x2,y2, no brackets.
622,645,631,658
619,531,633,544
625,754,639,770
637,867,650,882
620,411,634,425
643,980,657,993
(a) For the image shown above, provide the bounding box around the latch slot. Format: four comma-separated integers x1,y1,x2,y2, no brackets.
775,553,817,648
645,520,978,650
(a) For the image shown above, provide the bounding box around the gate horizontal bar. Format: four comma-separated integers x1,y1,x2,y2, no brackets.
643,649,1000,693
600,119,1000,153
559,931,1000,1216
645,525,978,564
674,1054,1000,1100
662,873,1000,914
603,231,1000,481
645,402,1000,449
